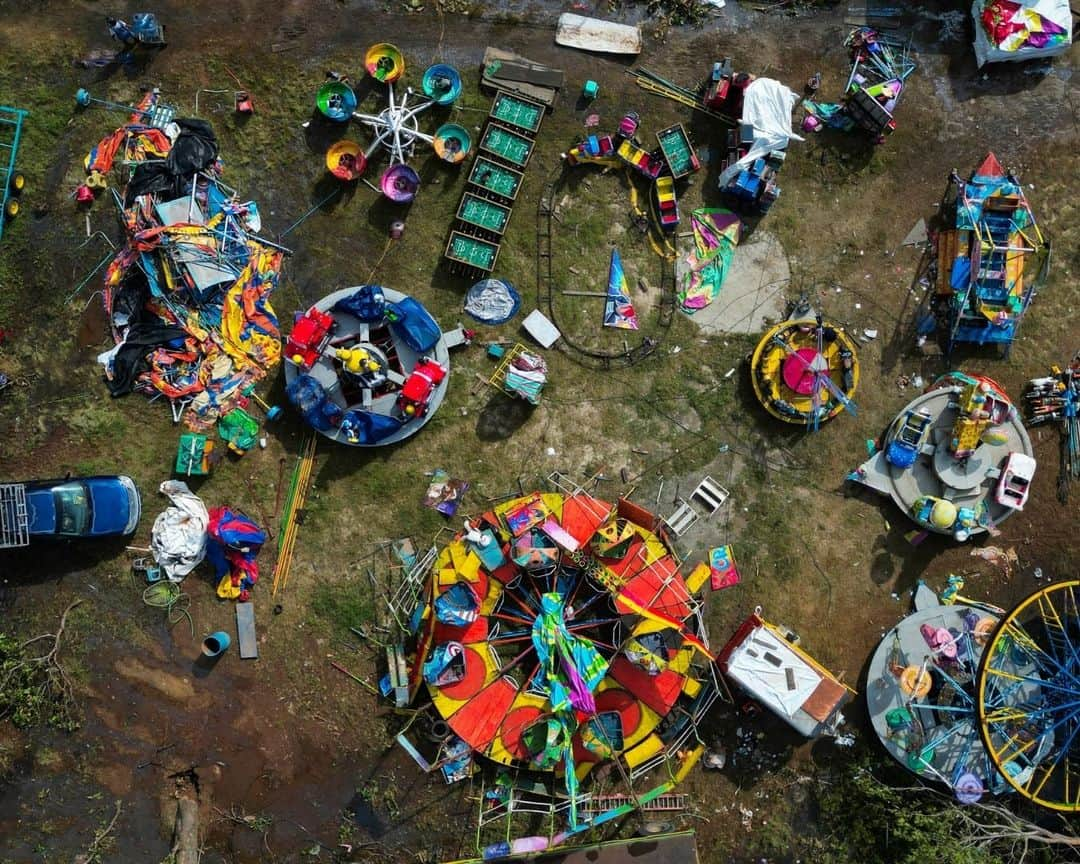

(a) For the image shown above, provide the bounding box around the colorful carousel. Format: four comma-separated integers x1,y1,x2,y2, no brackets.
283,285,450,446
976,580,1080,812
867,592,1006,802
750,314,859,428
851,371,1034,541
412,490,720,831
314,45,468,203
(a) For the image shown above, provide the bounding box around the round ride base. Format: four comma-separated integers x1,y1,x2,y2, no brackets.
283,285,449,447
855,383,1033,538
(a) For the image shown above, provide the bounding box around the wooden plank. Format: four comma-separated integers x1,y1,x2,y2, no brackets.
488,61,565,89
481,47,561,106
936,229,958,295
236,602,258,659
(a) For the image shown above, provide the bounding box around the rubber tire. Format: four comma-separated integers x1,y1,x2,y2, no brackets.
4,198,18,219
10,174,25,195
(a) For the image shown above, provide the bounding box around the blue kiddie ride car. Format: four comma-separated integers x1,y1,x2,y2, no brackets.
886,408,933,469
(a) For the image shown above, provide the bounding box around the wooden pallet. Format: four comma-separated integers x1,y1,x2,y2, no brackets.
936,229,959,295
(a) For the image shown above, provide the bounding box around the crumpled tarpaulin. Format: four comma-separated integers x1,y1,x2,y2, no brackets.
423,641,465,686
151,480,209,581
973,0,1071,65
286,374,343,432
435,581,480,626
717,78,803,188
88,91,288,432
206,507,267,601
679,209,740,313
464,279,521,325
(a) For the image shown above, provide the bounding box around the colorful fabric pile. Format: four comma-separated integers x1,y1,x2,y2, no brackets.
206,507,267,601
679,209,740,313
89,90,288,431
973,0,1072,66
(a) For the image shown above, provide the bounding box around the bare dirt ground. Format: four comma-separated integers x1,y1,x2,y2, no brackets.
0,1,1078,862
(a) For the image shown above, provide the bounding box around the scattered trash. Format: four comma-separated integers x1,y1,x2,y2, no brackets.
703,747,727,769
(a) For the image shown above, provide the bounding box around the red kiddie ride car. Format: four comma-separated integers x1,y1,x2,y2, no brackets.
286,308,335,370
397,358,447,420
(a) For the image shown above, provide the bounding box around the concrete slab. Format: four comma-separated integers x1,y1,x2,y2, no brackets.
679,230,790,335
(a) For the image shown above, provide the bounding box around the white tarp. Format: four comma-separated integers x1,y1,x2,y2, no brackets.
555,13,642,55
151,480,208,581
726,625,822,720
972,0,1073,66
717,78,804,188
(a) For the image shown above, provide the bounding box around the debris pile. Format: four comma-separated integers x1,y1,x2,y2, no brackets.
802,27,916,142
83,89,288,434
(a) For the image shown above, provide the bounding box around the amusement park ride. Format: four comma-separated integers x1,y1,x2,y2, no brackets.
750,304,860,430
314,44,467,203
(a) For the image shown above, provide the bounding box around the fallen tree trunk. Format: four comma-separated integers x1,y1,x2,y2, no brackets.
173,797,200,864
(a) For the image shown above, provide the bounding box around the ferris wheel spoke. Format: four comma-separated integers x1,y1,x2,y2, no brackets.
1002,619,1073,680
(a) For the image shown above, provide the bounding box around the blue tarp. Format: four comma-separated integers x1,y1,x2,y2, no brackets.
286,374,343,431
340,410,402,444
333,285,387,322
464,279,521,325
387,297,441,353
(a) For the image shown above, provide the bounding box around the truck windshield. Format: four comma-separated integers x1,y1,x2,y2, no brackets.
53,482,91,536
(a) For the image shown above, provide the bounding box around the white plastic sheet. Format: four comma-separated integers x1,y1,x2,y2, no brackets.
151,480,208,581
717,78,804,188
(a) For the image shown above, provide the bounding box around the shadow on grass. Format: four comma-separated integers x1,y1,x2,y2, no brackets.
475,391,535,442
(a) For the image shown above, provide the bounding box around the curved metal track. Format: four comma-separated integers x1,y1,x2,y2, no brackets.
537,168,674,370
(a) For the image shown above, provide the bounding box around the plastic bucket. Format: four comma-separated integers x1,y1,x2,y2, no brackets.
202,631,231,658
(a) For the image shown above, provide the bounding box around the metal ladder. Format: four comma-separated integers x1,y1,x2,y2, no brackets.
0,483,30,548
580,792,689,815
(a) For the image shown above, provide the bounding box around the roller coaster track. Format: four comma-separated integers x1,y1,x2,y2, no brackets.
537,168,674,370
